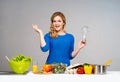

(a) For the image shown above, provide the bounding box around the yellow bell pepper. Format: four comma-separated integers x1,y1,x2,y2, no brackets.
84,65,93,74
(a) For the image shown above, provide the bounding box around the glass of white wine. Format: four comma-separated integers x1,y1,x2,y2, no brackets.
81,25,88,43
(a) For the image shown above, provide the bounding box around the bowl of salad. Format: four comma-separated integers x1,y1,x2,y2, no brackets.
8,54,32,74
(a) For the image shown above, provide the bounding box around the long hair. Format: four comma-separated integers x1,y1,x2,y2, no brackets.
49,11,66,38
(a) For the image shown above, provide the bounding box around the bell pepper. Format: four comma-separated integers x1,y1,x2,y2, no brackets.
84,65,93,74
42,64,53,72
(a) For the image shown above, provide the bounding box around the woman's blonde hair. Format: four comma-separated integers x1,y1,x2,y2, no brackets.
49,11,66,38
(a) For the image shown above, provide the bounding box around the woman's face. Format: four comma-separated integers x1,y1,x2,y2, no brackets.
52,16,64,32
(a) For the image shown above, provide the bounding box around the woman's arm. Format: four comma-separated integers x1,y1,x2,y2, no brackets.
72,40,86,58
32,24,46,47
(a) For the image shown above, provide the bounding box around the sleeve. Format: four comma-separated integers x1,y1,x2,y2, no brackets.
40,33,50,52
69,35,74,60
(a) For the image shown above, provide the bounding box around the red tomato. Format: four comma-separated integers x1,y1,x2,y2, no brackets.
76,67,84,74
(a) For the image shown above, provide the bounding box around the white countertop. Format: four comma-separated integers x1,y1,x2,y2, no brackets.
0,71,120,82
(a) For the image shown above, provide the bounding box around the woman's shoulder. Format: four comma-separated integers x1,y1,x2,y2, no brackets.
66,33,74,37
66,33,74,39
44,32,50,37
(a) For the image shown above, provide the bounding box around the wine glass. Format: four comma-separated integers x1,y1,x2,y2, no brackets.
81,25,88,43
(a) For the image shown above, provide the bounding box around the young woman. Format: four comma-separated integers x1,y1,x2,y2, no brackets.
32,11,86,66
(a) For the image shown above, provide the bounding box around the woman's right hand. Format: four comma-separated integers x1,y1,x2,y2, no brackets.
32,24,46,47
32,24,42,34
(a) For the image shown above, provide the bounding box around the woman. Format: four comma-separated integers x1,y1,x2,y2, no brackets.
32,11,86,66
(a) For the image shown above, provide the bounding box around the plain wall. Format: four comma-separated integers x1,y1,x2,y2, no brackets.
0,0,120,71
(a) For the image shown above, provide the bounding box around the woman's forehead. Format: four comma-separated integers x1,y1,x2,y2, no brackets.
53,16,63,20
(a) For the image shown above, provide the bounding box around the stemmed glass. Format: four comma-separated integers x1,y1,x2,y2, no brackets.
81,25,88,43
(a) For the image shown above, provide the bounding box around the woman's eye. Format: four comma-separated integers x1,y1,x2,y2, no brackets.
58,20,61,22
53,20,62,23
53,20,56,23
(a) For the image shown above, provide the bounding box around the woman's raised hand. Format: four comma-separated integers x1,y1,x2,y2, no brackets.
79,40,87,49
32,24,42,34
32,24,46,46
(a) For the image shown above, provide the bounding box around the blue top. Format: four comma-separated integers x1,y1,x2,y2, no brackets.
40,33,74,66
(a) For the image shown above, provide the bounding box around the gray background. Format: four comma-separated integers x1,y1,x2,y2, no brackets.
0,0,120,71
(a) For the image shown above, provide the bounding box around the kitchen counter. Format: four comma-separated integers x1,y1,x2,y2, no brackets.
0,71,120,82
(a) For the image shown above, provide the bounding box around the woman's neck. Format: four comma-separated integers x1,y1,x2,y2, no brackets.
57,30,66,35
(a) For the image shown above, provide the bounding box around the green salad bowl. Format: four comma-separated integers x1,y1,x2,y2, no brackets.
9,60,31,74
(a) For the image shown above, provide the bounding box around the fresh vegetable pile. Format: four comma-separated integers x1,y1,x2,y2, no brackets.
37,63,67,74
9,54,32,74
66,63,93,74
52,63,67,74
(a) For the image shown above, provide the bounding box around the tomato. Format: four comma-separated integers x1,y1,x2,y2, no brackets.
76,67,84,74
42,64,52,72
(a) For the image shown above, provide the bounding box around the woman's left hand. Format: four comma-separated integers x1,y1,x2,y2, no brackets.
79,40,87,49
